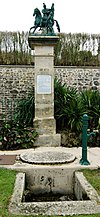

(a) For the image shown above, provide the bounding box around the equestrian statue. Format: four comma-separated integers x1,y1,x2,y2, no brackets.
29,3,60,35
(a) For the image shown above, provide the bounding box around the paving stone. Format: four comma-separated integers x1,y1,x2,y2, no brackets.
0,155,16,165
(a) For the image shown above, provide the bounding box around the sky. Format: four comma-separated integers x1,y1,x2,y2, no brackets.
0,0,100,34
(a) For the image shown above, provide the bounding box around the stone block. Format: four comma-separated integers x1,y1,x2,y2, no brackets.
33,117,56,134
34,134,61,147
35,57,53,68
35,105,54,118
28,36,59,50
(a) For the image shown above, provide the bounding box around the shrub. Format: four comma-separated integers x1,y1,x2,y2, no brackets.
0,89,38,150
0,121,38,150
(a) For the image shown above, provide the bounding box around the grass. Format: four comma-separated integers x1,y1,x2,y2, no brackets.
0,168,100,217
82,169,100,195
0,168,16,217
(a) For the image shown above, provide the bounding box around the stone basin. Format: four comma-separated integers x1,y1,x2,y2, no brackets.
9,169,100,216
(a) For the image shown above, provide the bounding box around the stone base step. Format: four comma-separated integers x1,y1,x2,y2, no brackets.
34,134,61,147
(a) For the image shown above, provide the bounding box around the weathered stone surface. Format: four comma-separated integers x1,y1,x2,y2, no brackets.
0,66,35,120
10,173,25,204
55,67,100,91
33,134,61,147
75,172,100,202
9,171,100,216
33,118,56,134
94,80,99,86
24,165,75,195
28,36,59,49
20,147,75,164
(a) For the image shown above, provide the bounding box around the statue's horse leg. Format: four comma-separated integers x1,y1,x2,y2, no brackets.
29,26,35,32
29,25,38,34
54,20,60,32
33,26,38,33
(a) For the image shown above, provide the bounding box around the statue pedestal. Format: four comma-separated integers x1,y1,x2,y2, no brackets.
28,35,61,147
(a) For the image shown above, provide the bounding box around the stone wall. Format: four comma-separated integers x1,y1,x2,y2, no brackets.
0,66,34,99
55,66,100,91
0,66,34,120
0,65,100,120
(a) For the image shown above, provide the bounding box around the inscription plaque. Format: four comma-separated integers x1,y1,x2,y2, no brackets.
37,75,52,94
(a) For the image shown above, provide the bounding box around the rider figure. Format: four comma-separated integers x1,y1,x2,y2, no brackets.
47,3,54,33
50,3,54,17
41,3,55,32
42,3,50,26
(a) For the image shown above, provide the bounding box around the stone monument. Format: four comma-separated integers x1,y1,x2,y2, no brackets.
20,3,75,164
28,3,61,147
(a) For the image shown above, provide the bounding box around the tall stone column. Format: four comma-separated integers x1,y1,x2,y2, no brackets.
28,36,61,147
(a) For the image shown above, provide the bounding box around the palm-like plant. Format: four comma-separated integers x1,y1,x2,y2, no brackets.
54,79,100,134
79,89,100,129
14,89,35,127
54,79,68,129
66,96,84,132
54,79,83,132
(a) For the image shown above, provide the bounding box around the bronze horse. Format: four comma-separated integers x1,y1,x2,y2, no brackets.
29,7,60,34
